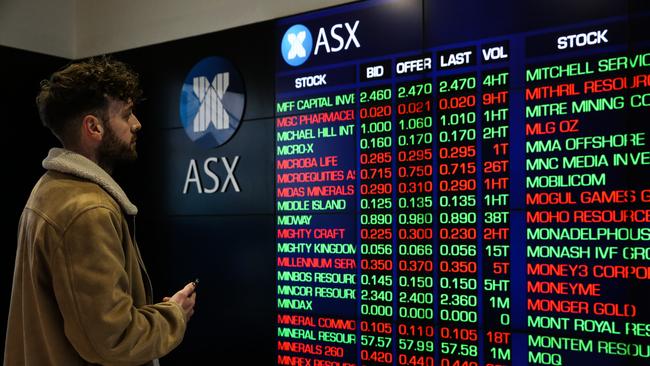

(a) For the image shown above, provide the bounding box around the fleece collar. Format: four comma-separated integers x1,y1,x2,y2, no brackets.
42,148,138,215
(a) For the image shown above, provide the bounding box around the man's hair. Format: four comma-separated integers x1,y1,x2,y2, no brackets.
36,56,143,145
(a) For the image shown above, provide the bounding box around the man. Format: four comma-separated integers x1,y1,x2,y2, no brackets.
4,57,196,366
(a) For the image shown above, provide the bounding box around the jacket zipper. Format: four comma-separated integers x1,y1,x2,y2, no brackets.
131,216,154,304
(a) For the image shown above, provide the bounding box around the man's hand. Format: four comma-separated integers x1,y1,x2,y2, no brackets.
163,282,197,322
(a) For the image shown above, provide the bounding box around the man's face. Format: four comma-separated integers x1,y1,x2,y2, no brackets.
97,99,141,164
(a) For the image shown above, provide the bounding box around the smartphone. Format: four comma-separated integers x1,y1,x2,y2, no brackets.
189,278,199,296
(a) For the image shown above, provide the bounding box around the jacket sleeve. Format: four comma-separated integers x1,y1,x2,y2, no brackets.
50,206,187,366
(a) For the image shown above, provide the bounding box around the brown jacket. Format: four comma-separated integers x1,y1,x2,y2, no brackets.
4,148,186,366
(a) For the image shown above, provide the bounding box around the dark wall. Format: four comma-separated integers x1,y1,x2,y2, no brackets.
0,45,69,357
109,20,277,364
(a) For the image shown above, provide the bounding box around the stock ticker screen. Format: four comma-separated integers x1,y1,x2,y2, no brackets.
274,1,650,365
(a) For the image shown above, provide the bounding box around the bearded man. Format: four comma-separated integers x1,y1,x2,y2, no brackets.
4,57,196,366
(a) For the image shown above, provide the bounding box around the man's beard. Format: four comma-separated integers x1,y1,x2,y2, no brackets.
97,124,137,171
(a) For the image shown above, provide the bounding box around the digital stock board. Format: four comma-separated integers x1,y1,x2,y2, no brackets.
274,1,650,365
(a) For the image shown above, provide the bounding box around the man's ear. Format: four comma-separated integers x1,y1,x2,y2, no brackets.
81,114,103,140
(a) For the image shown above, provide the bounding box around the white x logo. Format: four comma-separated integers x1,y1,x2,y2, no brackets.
287,31,307,60
192,73,229,132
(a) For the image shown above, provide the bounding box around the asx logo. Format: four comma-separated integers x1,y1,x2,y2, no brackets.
179,56,245,148
192,72,230,132
281,20,361,66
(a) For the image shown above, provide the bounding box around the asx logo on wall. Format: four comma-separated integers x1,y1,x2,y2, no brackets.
179,56,245,148
179,56,245,194
281,21,361,66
